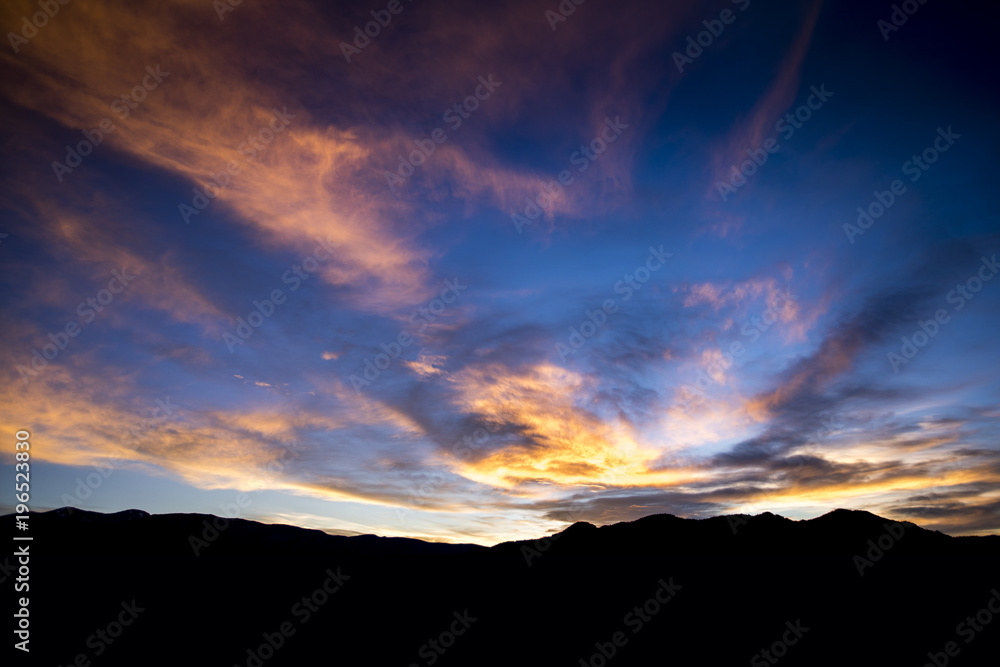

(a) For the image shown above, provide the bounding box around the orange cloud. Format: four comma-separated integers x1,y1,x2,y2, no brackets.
1,0,433,313
449,362,700,490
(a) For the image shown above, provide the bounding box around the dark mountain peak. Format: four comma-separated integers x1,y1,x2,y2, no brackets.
817,507,879,519
633,512,682,523
810,508,892,526
49,506,150,522
609,512,685,532
560,520,597,536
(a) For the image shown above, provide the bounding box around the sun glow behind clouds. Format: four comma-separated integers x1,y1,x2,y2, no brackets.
449,363,702,490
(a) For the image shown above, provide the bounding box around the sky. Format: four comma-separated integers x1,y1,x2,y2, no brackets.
1,0,998,546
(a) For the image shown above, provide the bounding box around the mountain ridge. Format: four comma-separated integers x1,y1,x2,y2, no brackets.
9,506,998,666
23,504,996,550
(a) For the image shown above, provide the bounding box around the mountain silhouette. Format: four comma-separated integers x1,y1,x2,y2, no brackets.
8,507,998,666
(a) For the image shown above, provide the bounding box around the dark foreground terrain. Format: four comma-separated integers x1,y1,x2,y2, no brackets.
6,508,999,666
